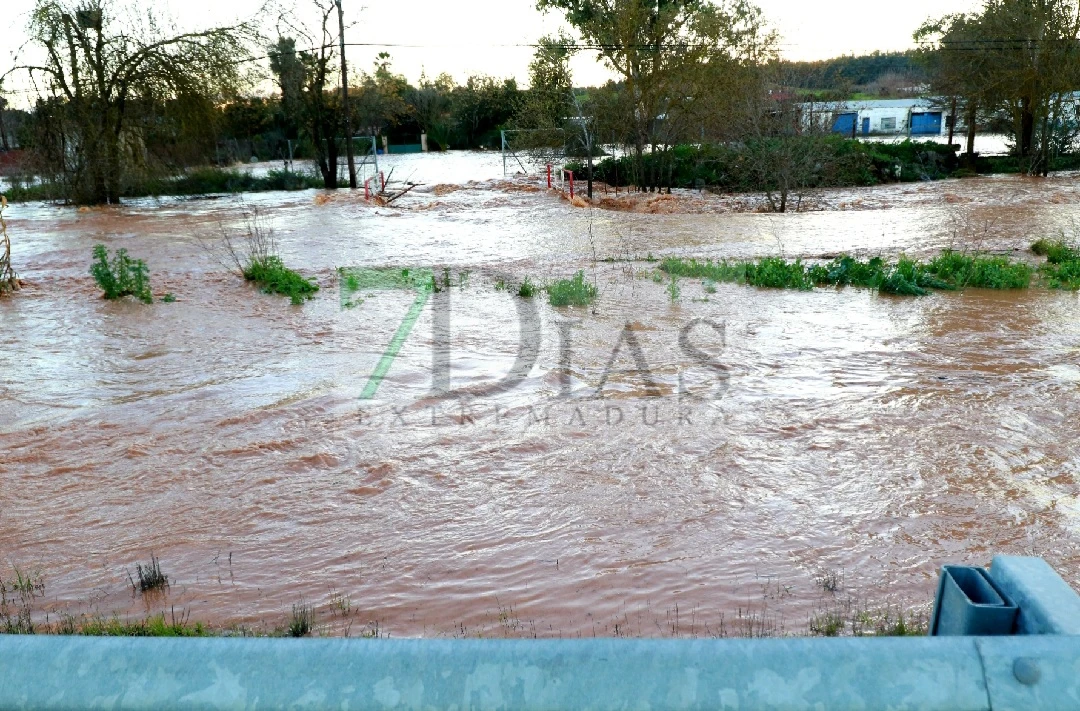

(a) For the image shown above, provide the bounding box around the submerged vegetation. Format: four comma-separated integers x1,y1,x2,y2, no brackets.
659,247,1063,297
547,270,598,306
518,276,538,298
1033,238,1080,290
89,245,153,304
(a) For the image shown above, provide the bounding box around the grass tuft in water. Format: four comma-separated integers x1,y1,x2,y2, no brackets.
517,276,537,298
289,599,316,637
547,270,597,307
75,610,209,637
667,275,681,302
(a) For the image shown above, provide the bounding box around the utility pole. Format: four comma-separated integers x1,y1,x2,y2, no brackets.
336,0,357,189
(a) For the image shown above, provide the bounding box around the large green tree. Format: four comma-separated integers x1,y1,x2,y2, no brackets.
919,0,1080,174
270,2,345,189
915,14,996,163
536,0,776,191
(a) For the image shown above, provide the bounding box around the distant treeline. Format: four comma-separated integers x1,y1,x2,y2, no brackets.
780,52,927,94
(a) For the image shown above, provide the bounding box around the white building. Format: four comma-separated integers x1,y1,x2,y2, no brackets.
801,99,948,137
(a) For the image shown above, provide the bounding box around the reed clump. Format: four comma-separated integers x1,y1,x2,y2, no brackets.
129,554,169,593
289,599,316,637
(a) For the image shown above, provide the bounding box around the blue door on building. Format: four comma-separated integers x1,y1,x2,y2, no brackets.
831,112,858,135
862,118,870,136
911,112,943,135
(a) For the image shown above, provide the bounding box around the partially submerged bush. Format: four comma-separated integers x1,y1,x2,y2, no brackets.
90,245,153,303
924,250,1032,289
244,256,319,305
745,257,813,290
207,210,319,305
1032,238,1080,264
1041,259,1080,290
547,270,597,306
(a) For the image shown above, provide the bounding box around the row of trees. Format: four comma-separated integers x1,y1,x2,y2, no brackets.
916,0,1080,174
2,0,527,202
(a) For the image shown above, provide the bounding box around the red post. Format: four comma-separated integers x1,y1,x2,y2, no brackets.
568,171,574,200
547,164,552,189
364,177,373,200
379,171,385,191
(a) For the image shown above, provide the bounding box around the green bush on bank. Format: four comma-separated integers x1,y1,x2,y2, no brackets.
569,138,962,192
570,138,1080,193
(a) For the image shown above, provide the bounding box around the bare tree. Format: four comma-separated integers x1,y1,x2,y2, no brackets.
736,65,847,212
271,1,345,188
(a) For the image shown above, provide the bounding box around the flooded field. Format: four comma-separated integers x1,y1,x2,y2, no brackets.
2,155,1079,637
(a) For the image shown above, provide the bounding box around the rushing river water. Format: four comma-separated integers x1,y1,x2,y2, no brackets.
2,155,1079,637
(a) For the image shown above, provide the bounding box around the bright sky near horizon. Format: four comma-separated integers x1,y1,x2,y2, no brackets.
1,0,983,105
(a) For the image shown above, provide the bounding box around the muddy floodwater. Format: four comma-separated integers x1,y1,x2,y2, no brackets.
2,154,1080,636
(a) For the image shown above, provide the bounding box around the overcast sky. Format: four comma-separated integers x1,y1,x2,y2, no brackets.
1,0,983,105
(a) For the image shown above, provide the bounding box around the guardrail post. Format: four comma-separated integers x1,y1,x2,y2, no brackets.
989,555,1080,635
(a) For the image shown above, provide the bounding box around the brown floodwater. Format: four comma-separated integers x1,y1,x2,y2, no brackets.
2,160,1079,636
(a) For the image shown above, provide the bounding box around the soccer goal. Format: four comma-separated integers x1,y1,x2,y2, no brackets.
500,128,567,178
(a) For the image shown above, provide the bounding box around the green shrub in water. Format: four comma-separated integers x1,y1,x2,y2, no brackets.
744,257,813,290
924,250,1032,289
1041,258,1080,290
89,245,153,303
244,256,319,305
547,270,597,306
1031,238,1080,263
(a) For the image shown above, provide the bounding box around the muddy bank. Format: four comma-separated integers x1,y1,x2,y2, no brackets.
2,165,1079,636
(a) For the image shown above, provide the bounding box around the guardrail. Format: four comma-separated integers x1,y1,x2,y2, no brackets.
0,555,1077,711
